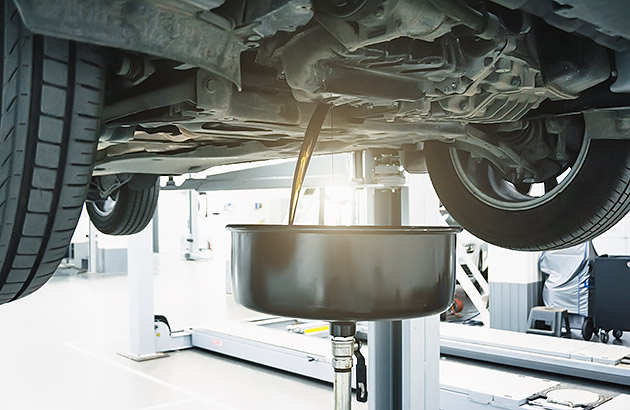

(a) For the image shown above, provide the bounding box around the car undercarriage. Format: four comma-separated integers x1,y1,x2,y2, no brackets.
14,0,630,179
3,0,630,306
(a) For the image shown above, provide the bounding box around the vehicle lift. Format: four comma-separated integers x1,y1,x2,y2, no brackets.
122,150,630,410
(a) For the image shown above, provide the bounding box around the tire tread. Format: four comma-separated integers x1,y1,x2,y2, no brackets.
0,0,103,304
86,178,159,236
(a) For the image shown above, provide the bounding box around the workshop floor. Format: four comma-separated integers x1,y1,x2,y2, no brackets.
0,253,359,410
0,253,628,410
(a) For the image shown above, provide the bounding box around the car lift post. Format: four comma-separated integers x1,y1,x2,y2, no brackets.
362,150,440,410
120,220,166,361
87,221,98,273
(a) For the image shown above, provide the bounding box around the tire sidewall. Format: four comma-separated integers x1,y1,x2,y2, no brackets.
425,139,630,250
86,183,133,234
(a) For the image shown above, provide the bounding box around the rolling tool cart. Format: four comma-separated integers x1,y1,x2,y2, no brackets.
587,256,630,344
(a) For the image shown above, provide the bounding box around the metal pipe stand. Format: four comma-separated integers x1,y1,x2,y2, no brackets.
332,335,354,410
330,321,368,410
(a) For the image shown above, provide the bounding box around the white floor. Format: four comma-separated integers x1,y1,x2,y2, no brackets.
0,254,348,410
1,253,627,410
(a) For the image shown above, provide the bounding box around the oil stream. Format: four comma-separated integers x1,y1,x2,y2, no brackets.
288,103,331,225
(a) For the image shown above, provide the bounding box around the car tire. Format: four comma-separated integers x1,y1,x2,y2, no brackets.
425,138,630,250
86,175,159,236
0,1,104,304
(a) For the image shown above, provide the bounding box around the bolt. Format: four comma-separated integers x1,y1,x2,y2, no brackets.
114,55,133,76
204,78,215,93
459,100,468,110
511,77,522,87
546,118,561,133
495,58,512,73
374,6,385,18
616,115,630,131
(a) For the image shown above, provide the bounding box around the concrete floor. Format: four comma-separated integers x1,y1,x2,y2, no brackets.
1,253,628,410
0,254,347,410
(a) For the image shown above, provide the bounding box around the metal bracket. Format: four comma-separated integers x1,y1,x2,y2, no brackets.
612,50,630,93
458,126,536,176
584,110,630,140
14,0,246,88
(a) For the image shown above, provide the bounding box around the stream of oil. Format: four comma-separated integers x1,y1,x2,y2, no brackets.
288,103,331,225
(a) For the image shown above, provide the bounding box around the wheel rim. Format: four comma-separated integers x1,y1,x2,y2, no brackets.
450,137,591,211
92,191,119,217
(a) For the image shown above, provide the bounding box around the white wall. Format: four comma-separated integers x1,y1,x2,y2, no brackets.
592,213,630,255
406,173,443,226
156,184,357,261
488,246,541,284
